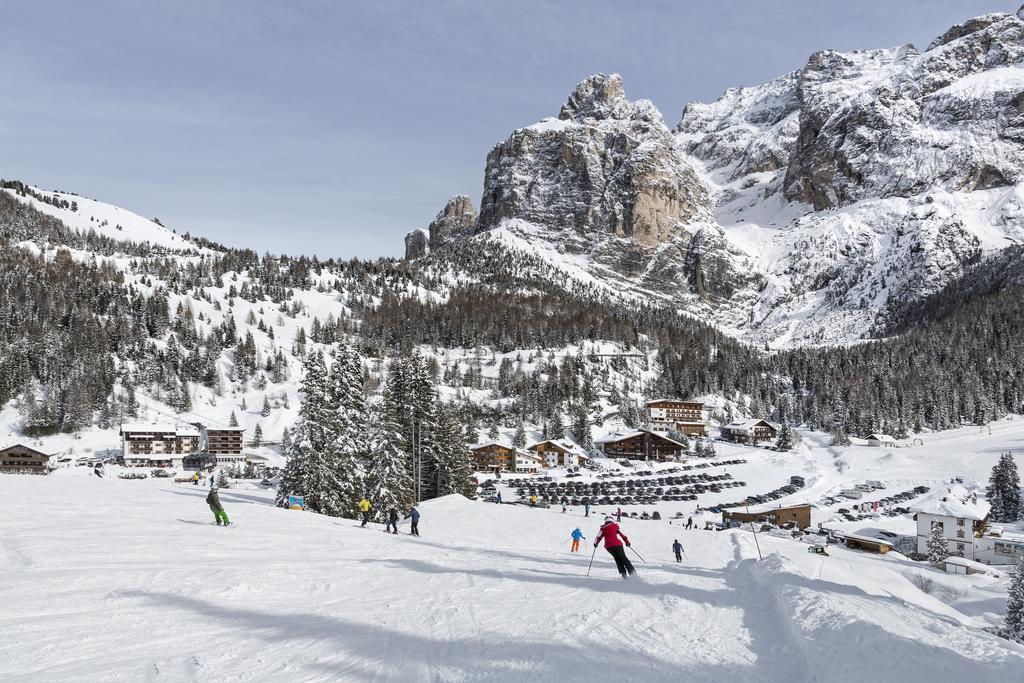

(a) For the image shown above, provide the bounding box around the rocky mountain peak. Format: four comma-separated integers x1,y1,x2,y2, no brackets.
558,73,630,121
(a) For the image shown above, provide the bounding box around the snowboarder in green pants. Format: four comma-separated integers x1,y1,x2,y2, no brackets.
207,487,230,526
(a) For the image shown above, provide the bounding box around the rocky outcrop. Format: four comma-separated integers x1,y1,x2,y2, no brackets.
404,229,429,259
428,195,477,248
404,196,478,259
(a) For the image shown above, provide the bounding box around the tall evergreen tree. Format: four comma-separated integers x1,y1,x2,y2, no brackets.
988,452,1022,522
927,521,949,563
276,351,359,516
1006,554,1024,643
229,411,239,427
776,422,795,451
512,422,527,449
364,400,415,518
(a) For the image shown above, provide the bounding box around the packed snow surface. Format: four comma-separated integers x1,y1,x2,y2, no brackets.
2,460,1023,681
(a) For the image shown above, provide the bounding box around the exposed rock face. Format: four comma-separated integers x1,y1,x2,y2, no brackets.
781,11,1024,209
428,195,477,248
478,73,710,248
473,73,720,298
404,195,478,259
404,229,429,259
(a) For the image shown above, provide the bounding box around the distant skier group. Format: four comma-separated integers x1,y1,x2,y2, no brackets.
358,497,421,536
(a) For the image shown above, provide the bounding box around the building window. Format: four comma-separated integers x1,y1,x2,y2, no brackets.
957,519,965,527
956,530,965,539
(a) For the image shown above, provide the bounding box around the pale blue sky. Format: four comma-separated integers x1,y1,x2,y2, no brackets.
0,1,1009,258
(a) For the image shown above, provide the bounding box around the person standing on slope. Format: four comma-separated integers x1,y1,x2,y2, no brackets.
594,516,635,579
386,508,399,534
672,539,683,562
616,507,622,523
570,527,585,553
358,497,372,527
686,516,693,530
206,487,230,526
583,497,590,517
530,494,538,508
407,506,420,536
192,472,200,486
495,492,502,505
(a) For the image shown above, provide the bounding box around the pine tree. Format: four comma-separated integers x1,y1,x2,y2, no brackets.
432,403,475,498
776,422,795,451
512,422,527,449
363,401,415,520
261,394,271,417
280,425,291,453
229,411,239,427
487,421,499,440
927,521,949,564
276,351,360,516
253,423,263,447
549,410,566,440
988,452,1022,523
216,469,230,489
1005,554,1024,642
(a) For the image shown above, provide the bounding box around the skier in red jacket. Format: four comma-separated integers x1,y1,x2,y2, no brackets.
594,516,636,579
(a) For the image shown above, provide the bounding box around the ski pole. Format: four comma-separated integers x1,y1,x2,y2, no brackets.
586,545,598,577
627,546,647,564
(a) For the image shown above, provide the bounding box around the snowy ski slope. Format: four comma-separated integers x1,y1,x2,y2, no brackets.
1,464,1022,681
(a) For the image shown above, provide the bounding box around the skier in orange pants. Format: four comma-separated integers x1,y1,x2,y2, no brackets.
570,527,585,552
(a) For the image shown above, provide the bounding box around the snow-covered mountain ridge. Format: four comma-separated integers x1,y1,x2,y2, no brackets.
408,7,1024,348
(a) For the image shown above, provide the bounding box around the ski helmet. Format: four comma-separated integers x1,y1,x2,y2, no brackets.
604,516,614,523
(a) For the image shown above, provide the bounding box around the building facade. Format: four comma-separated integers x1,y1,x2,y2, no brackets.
0,444,56,474
722,503,812,530
721,419,779,444
203,426,246,466
646,400,706,436
120,424,200,467
527,440,587,468
472,442,518,473
595,430,687,461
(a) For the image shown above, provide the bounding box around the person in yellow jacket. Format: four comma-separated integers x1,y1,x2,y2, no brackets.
359,498,372,527
530,494,538,508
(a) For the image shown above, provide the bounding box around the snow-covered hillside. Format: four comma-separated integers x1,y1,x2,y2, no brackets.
1,185,206,252
2,462,1022,681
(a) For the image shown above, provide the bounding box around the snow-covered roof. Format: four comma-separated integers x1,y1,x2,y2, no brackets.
843,533,893,547
206,426,246,432
472,439,515,451
723,502,811,515
941,556,996,572
645,398,703,406
595,430,689,449
120,423,178,434
910,486,990,521
723,419,778,432
176,427,200,437
527,438,588,457
867,433,896,441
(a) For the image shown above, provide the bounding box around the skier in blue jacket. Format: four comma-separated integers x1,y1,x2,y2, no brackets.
570,527,585,552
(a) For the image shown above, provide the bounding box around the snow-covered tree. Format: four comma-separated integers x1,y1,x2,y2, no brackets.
549,411,566,440
512,422,526,449
229,411,239,427
1006,554,1024,642
261,394,271,417
252,423,263,447
776,422,794,451
988,452,1022,522
432,403,475,498
927,521,949,564
276,351,360,516
363,401,414,521
216,469,230,489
